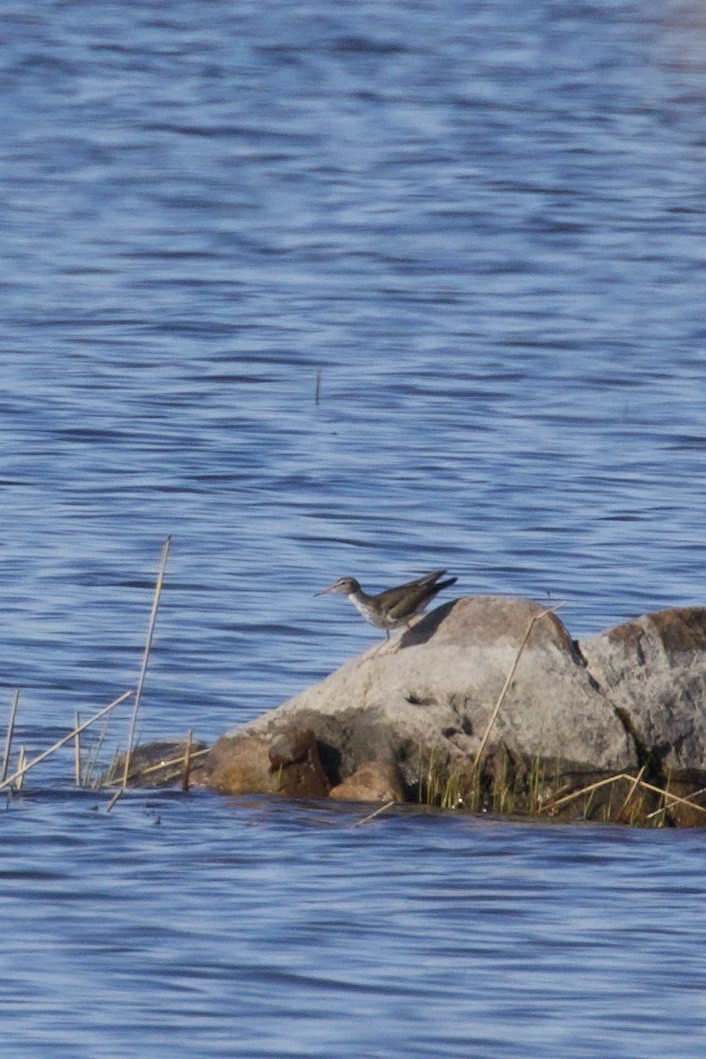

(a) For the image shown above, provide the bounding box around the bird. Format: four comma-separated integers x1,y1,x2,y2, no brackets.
315,569,457,646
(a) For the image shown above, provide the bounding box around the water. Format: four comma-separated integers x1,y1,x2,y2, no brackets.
1,0,706,1054
3,796,706,1059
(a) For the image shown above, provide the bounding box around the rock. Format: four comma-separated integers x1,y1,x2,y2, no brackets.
198,596,706,824
108,737,209,788
203,726,330,799
227,596,633,790
267,727,331,799
578,607,706,772
329,762,405,804
202,733,273,794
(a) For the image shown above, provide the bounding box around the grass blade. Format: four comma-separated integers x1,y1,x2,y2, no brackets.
1,689,20,782
121,536,171,790
0,690,133,793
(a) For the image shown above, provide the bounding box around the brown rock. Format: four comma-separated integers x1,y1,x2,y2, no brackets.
330,762,405,804
269,728,318,768
270,728,331,799
202,733,273,795
201,727,330,799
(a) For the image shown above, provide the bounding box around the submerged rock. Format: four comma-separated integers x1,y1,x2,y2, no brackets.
108,738,209,788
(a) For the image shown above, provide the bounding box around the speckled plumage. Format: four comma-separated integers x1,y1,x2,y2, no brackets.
315,569,457,641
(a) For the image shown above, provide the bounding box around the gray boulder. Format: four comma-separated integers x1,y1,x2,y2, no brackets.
217,596,635,791
578,607,706,772
195,596,706,824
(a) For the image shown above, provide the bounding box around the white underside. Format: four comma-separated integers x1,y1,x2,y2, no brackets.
348,592,419,629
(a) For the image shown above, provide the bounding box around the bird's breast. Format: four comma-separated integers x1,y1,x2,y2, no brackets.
352,593,408,629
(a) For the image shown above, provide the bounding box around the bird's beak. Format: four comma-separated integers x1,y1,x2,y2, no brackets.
314,583,338,596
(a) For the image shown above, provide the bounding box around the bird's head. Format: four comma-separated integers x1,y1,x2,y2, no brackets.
314,576,362,597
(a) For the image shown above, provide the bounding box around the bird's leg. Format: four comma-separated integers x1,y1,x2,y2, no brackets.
372,629,390,659
391,619,416,655
391,624,409,654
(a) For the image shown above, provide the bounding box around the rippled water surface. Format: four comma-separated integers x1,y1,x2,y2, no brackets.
4,795,706,1059
2,0,706,1054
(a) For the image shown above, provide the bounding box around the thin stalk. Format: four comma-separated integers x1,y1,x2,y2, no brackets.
74,710,81,787
646,781,706,819
0,690,133,793
181,730,193,792
633,777,706,817
539,771,706,820
116,746,208,783
620,764,645,812
16,746,26,790
472,605,562,773
352,800,396,828
82,716,113,789
1,689,20,782
121,536,171,789
539,772,633,813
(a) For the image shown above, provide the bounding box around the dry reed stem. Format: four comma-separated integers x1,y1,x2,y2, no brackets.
123,746,209,782
16,746,26,790
0,690,133,793
620,764,645,811
103,745,207,790
634,778,706,817
646,783,706,820
121,535,171,789
540,773,635,812
74,710,81,786
352,799,396,828
181,730,193,792
539,770,706,819
472,604,563,773
1,689,20,783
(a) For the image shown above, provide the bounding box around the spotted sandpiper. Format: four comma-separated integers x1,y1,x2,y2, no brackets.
315,569,457,645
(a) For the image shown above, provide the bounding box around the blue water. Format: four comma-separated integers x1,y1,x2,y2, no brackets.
3,795,706,1059
1,0,706,1054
